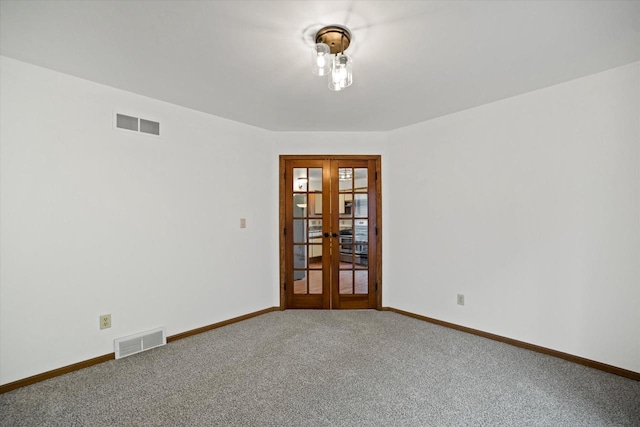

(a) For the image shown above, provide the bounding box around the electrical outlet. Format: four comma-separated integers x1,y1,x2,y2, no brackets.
240,218,247,228
457,294,465,306
100,314,111,329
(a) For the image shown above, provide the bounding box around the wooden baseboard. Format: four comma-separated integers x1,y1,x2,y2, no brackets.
166,307,280,342
0,353,116,394
382,307,640,381
0,306,280,394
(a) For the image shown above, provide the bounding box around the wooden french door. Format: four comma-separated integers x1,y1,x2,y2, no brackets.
280,155,381,309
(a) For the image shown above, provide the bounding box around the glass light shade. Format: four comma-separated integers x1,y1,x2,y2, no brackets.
311,43,331,76
328,53,352,91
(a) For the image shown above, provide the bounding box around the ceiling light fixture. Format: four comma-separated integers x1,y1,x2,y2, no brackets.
311,25,353,91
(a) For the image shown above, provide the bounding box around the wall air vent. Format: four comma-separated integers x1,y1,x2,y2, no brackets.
116,114,139,131
140,118,160,135
114,113,160,137
114,327,166,359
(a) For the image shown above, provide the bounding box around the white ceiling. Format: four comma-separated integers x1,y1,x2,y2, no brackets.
1,1,638,132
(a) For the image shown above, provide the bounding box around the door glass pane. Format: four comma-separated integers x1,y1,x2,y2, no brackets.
354,219,367,242
355,270,368,294
310,193,322,218
293,271,307,294
354,244,368,268
293,245,307,270
339,270,353,294
340,193,353,218
339,168,353,191
309,168,322,192
309,270,322,294
308,219,322,236
354,168,368,191
293,195,307,217
308,217,322,263
339,219,353,234
354,219,367,267
338,220,353,264
294,168,308,192
293,220,306,243
354,194,367,217
309,244,322,261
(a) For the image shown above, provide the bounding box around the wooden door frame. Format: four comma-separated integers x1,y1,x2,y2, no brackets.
279,155,382,310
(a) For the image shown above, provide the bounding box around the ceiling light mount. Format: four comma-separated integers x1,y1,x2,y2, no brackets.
315,25,351,55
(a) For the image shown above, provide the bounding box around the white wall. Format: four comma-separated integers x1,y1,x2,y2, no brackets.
385,62,640,372
0,57,278,384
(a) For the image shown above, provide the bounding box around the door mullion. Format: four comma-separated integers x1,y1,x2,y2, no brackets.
322,160,332,309
332,159,340,310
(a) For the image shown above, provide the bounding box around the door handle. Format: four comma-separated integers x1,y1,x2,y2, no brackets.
324,232,330,238
332,232,338,238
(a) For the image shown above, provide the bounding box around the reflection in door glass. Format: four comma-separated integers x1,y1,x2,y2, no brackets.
355,270,368,294
308,219,322,235
339,168,353,191
339,270,353,294
354,244,368,269
309,270,322,294
293,220,306,243
293,245,307,271
308,244,322,261
338,220,353,265
293,273,307,294
310,193,322,218
308,217,322,260
339,193,353,218
355,168,368,191
354,219,367,239
354,194,367,217
339,219,353,233
293,168,308,192
353,219,368,266
308,168,322,192
293,195,307,217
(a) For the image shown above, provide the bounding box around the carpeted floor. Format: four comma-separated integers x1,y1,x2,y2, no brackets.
1,310,639,426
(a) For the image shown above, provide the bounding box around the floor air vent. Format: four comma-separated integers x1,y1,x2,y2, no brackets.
114,327,166,359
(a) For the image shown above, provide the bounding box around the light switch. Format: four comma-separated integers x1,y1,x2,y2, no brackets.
240,218,246,228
